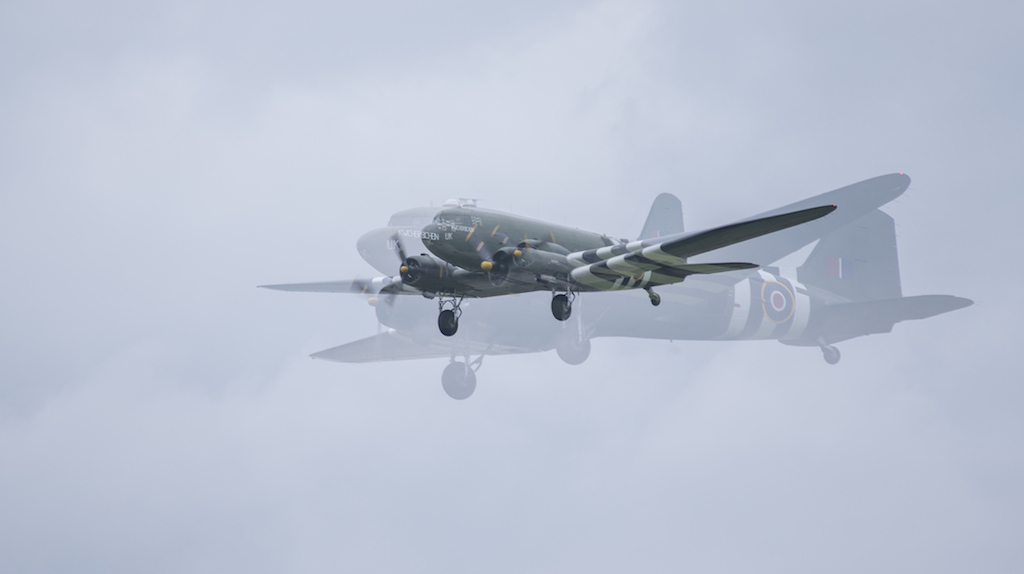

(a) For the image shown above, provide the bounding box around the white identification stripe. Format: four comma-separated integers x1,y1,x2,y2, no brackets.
751,270,778,339
638,270,652,288
606,254,650,275
719,277,751,339
639,245,682,265
570,266,619,290
776,266,797,281
781,277,811,341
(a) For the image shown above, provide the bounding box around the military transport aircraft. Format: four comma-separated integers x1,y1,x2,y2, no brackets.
263,199,834,333
261,174,972,399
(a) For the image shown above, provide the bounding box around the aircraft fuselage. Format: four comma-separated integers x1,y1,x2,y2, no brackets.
421,207,615,272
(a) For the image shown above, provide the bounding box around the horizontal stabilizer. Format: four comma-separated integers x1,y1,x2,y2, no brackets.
820,295,974,338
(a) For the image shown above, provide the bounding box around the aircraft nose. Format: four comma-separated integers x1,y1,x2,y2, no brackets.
421,223,441,245
357,227,432,275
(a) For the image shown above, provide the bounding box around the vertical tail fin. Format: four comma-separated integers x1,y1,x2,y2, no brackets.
798,209,902,302
639,193,685,240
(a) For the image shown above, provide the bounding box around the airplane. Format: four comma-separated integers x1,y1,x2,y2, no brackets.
262,197,835,333
261,174,973,399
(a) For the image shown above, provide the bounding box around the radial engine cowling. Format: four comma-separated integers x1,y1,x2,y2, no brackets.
400,255,451,291
487,247,518,286
515,246,573,277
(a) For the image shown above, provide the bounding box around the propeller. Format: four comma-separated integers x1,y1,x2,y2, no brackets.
390,232,408,266
380,232,411,311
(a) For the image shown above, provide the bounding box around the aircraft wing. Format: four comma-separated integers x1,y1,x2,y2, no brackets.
311,330,546,363
258,277,419,295
693,173,911,265
569,204,836,290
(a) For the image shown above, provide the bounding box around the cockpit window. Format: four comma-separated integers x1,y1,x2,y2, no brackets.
433,212,481,232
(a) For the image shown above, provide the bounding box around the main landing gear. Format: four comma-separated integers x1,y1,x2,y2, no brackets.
437,296,463,336
442,355,483,400
551,291,575,321
556,336,591,365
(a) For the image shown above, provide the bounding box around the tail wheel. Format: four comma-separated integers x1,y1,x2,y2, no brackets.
822,345,841,365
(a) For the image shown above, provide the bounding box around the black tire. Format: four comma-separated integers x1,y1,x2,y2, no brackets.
822,346,841,365
442,362,476,400
556,337,591,365
650,293,661,307
438,309,458,336
551,294,572,321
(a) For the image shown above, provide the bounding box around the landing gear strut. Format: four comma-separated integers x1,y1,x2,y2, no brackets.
645,287,661,307
437,296,463,336
551,290,575,321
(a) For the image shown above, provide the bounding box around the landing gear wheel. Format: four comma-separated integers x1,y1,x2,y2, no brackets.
442,362,476,400
551,294,572,321
438,309,459,336
556,337,591,365
646,288,661,307
822,345,841,365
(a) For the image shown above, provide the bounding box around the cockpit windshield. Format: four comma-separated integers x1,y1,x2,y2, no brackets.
433,212,480,231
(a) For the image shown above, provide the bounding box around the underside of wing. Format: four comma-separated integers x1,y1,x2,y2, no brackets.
258,277,418,295
569,205,835,291
311,330,544,363
573,261,758,290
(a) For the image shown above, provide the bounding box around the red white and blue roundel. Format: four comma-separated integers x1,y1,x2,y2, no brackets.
761,280,795,323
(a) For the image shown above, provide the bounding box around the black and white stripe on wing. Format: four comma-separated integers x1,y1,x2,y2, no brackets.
566,204,835,291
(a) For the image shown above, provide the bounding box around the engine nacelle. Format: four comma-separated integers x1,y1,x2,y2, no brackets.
481,247,517,286
399,255,451,292
514,246,574,278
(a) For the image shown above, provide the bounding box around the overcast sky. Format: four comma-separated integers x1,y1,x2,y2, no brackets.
2,1,1022,572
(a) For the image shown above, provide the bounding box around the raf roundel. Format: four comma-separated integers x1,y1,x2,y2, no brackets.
761,280,795,324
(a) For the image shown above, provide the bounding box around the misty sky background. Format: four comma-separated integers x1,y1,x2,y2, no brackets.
1,1,1022,572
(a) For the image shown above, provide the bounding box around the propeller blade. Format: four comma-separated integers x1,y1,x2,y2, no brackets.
389,232,408,264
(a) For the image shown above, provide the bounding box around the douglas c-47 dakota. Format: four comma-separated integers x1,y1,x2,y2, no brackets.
261,174,972,399
263,198,836,335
